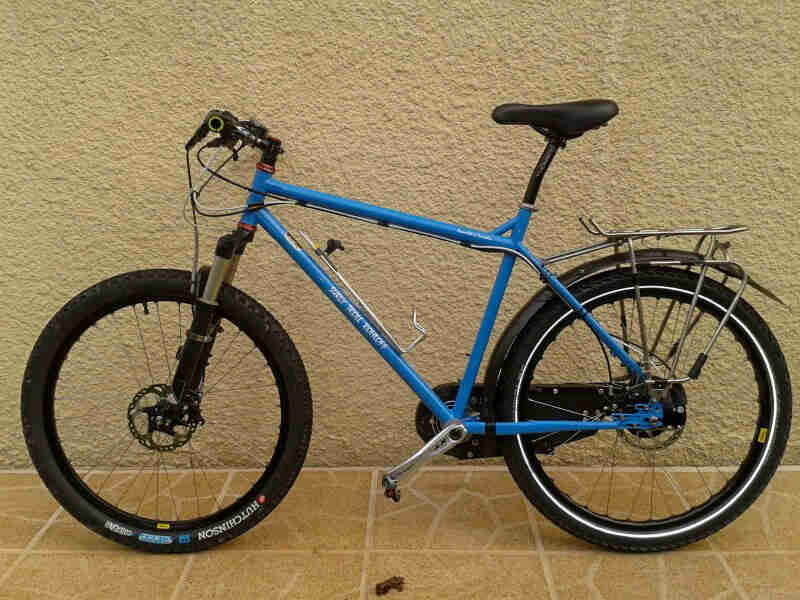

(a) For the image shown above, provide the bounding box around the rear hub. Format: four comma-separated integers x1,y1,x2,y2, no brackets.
622,383,687,449
661,382,688,429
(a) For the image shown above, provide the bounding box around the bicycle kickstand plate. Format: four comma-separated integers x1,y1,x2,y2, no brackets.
381,421,468,502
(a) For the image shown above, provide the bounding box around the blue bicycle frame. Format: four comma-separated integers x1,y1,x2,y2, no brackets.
238,155,657,437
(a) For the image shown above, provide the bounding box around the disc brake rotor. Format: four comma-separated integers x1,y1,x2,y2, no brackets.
127,383,200,452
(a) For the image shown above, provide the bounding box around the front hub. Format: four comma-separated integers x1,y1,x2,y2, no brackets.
127,384,203,452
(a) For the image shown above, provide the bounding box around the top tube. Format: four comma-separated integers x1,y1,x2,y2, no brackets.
253,170,522,250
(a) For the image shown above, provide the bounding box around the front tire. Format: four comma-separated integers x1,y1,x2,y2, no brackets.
22,269,312,553
501,267,791,551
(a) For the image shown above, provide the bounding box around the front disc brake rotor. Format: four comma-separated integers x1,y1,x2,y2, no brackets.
127,384,198,452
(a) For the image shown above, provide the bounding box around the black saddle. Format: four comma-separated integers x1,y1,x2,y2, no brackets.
492,99,618,138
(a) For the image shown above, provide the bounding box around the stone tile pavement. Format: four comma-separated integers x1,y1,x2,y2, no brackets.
0,466,797,599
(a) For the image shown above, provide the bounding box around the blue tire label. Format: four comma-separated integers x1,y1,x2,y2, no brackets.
138,533,173,544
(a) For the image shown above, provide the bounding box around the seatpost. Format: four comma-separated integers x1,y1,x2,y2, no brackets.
522,137,563,209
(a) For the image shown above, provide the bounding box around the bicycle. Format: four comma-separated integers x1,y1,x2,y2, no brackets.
21,100,792,553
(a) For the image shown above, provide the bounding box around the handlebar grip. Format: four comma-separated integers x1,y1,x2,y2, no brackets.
207,113,226,133
186,110,234,151
186,109,275,153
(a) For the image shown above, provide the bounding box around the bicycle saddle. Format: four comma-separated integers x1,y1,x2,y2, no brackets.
492,99,618,138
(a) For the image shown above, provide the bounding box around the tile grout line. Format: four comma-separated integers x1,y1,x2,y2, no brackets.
168,470,234,600
0,506,63,588
11,548,800,556
526,502,558,600
214,470,236,511
706,529,751,600
5,465,800,474
713,550,751,600
359,470,379,600
169,555,195,600
657,554,667,600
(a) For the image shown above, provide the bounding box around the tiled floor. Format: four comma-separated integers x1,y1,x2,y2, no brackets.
0,466,798,599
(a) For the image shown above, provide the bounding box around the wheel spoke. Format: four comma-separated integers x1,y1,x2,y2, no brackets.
650,296,678,357
518,276,769,537
204,326,242,381
116,455,150,506
47,288,289,532
202,384,277,399
203,343,258,395
132,304,155,385
158,452,180,521
96,436,138,495
649,452,656,520
79,433,133,480
135,454,160,516
155,302,173,380
110,313,144,390
605,433,619,516
189,451,201,519
187,439,219,508
155,449,160,520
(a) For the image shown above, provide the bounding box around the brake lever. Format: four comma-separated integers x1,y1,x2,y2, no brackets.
206,136,240,160
185,120,210,151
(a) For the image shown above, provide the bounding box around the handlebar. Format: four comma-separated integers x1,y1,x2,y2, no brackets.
185,109,283,166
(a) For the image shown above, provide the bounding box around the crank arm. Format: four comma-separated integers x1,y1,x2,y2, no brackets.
382,421,468,501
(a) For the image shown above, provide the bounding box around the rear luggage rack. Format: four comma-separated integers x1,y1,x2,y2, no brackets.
570,216,751,382
578,217,748,240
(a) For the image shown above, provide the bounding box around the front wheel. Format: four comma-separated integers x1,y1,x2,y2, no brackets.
22,269,312,552
501,267,791,552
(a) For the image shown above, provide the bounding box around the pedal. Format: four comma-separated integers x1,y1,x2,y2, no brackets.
381,420,468,502
382,480,401,502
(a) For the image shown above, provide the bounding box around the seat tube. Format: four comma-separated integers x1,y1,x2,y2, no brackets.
452,208,533,418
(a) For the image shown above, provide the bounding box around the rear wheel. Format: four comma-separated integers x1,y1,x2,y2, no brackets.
22,269,312,552
502,267,791,551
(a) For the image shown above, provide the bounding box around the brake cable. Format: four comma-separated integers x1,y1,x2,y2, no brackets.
183,132,291,301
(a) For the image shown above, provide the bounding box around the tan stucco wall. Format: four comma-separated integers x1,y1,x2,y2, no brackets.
2,1,798,468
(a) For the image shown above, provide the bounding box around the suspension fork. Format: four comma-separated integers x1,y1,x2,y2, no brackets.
172,223,255,400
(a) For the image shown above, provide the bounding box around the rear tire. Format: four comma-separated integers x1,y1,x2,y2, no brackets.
22,269,312,553
501,267,791,551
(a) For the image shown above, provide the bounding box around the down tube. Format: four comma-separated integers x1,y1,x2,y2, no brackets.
249,208,454,425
